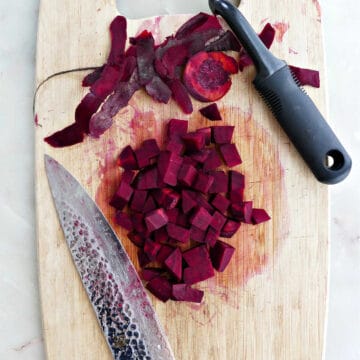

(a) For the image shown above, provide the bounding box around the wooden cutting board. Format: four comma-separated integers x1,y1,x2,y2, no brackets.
35,0,329,359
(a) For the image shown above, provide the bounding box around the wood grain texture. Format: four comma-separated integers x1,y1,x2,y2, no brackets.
35,0,329,359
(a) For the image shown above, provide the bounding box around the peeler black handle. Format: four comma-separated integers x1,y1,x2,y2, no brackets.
209,0,352,184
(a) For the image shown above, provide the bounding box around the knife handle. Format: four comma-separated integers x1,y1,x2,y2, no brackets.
253,65,352,184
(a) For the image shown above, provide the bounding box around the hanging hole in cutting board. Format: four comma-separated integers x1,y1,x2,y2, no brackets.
324,149,345,171
116,0,240,19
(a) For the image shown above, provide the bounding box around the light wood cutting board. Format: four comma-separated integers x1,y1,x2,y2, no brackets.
35,0,329,359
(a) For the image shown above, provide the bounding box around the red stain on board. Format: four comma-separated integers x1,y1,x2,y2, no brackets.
34,113,42,127
289,47,299,55
273,22,290,42
136,16,163,44
312,0,322,22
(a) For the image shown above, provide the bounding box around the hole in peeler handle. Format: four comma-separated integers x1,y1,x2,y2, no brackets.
324,149,345,171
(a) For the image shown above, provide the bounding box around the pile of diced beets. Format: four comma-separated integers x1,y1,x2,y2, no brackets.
110,119,270,303
44,13,319,148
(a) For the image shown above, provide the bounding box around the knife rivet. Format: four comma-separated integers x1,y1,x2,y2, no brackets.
113,333,126,349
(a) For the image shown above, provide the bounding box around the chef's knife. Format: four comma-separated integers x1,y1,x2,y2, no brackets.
209,0,352,184
44,155,175,360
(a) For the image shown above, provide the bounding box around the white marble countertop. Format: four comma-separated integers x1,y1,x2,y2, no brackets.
0,0,359,359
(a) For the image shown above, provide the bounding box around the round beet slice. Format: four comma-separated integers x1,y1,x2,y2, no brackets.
183,51,238,102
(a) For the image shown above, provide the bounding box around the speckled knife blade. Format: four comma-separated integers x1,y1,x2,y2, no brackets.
44,155,175,360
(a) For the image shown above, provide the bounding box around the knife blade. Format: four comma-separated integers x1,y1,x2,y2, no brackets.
44,154,175,360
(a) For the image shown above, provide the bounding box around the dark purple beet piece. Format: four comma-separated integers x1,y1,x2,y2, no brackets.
182,156,198,167
219,144,242,167
220,219,241,238
182,132,206,152
109,181,133,209
166,208,179,224
196,127,211,145
117,145,138,170
146,276,172,302
168,79,194,114
156,245,174,263
132,213,147,234
44,123,84,148
191,149,211,163
82,66,105,87
127,231,145,247
145,75,172,103
208,171,228,193
210,240,235,272
199,103,222,121
229,188,244,203
167,223,190,243
178,163,197,186
141,268,163,282
195,193,215,214
115,211,133,231
205,30,241,52
164,248,183,280
172,284,204,303
166,140,185,155
251,208,271,224
130,190,148,212
122,169,135,184
143,195,157,213
107,16,127,65
144,239,162,260
145,208,169,232
163,190,180,210
90,64,122,99
181,190,197,214
176,212,190,229
183,247,215,284
229,170,245,191
160,43,188,78
193,172,214,194
167,119,188,138
138,250,151,267
210,211,227,232
231,201,252,223
203,149,222,171
289,65,320,88
134,166,160,190
135,139,160,168
183,245,209,266
205,227,219,247
75,92,104,133
211,193,230,213
136,31,155,86
190,207,213,231
153,227,168,243
190,226,206,243
211,125,234,144
157,151,183,186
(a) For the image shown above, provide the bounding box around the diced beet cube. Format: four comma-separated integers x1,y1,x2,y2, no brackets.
205,227,219,247
229,170,245,191
127,231,145,247
157,151,183,186
167,119,188,138
190,226,206,243
163,206,177,223
167,223,190,243
203,149,222,171
131,214,148,236
166,140,184,155
109,181,133,209
153,227,168,243
182,156,198,167
163,190,180,209
156,244,175,263
143,195,157,213
146,276,172,302
211,126,234,144
210,240,235,272
211,193,230,213
134,166,161,190
219,144,242,167
144,239,162,260
122,170,136,184
135,139,160,168
151,189,166,206
220,219,241,238
164,248,183,280
190,207,213,231
183,245,210,266
172,284,204,303
199,103,222,121
229,188,244,203
251,208,271,224
196,127,212,145
138,250,151,267
176,212,190,228
178,163,197,186
194,192,216,215
183,265,215,285
193,172,214,193
130,190,148,212
182,132,206,152
168,78,194,114
115,211,133,231
181,190,197,214
210,211,227,232
117,145,138,170
208,171,228,193
231,201,252,223
141,268,163,281
191,149,211,163
145,208,169,232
